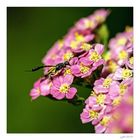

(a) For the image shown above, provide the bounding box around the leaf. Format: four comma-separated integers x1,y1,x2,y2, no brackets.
95,24,109,52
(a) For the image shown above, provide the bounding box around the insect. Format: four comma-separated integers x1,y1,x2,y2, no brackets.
29,61,70,82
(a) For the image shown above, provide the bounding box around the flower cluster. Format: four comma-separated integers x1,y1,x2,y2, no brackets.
30,9,109,100
80,27,133,133
29,9,133,133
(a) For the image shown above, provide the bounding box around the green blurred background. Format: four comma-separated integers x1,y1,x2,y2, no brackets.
7,7,133,133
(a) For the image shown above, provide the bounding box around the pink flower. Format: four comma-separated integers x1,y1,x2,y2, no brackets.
74,9,109,32
91,9,110,23
71,62,95,78
93,74,116,94
39,79,52,96
109,33,128,50
30,78,51,100
108,78,133,110
30,79,41,100
64,32,94,53
108,28,133,66
51,75,77,100
85,93,112,112
80,106,105,125
95,115,111,133
75,17,98,31
80,44,105,67
113,67,133,81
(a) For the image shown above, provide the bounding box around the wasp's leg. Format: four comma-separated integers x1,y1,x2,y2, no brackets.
48,74,53,80
40,74,49,82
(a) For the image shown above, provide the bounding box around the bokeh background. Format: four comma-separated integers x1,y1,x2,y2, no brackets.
7,7,133,133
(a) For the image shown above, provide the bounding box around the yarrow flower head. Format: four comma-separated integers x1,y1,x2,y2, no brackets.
29,9,133,133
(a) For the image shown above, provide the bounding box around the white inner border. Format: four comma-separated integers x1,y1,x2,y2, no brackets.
0,0,139,140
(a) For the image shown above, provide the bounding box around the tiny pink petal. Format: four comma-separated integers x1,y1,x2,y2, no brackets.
71,65,80,74
95,124,106,133
66,87,77,99
63,74,74,85
94,78,104,86
94,44,104,55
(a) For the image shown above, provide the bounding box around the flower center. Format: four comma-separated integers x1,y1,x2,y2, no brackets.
89,51,101,61
80,64,90,74
70,41,79,49
64,68,72,75
118,50,128,60
112,97,121,106
119,84,127,95
85,19,94,28
122,69,132,79
100,116,110,126
89,110,98,119
108,61,117,72
95,15,104,22
96,94,106,105
81,43,92,51
103,78,112,88
75,32,85,42
59,83,70,94
117,38,127,46
63,52,74,61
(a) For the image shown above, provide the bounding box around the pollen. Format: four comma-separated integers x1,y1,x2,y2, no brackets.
70,40,79,49
80,64,90,74
89,110,98,119
64,68,72,75
81,43,92,51
96,94,106,105
108,61,117,72
117,38,127,46
59,83,70,94
89,51,101,61
85,19,94,28
95,15,104,22
63,52,74,61
75,32,85,42
100,116,110,126
122,68,132,79
112,97,121,106
103,78,112,88
119,84,127,95
118,50,128,60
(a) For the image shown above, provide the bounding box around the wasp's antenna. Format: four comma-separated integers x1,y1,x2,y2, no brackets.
25,65,55,72
31,66,47,72
25,66,45,72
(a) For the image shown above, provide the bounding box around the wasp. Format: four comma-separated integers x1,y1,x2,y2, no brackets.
29,61,69,82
